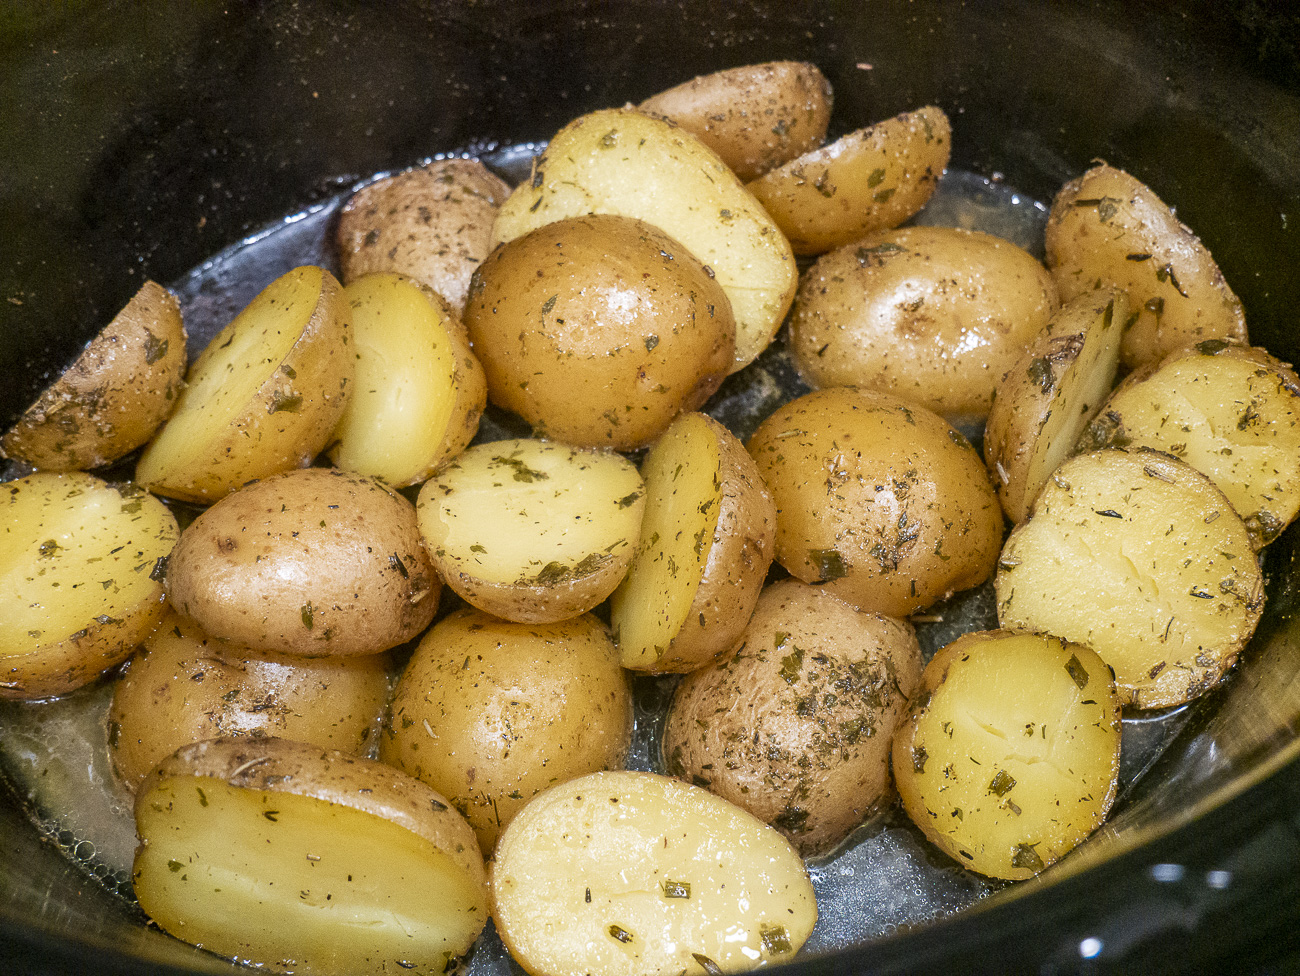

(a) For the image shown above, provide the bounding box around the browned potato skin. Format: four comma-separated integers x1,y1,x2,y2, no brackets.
464,214,735,450
1045,163,1246,370
2,281,187,470
790,227,1059,419
638,61,832,182
664,579,922,855
337,159,512,314
108,612,392,791
166,467,439,657
746,387,1003,618
748,106,951,255
380,608,632,853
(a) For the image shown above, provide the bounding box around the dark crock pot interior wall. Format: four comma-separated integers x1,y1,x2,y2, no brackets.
2,1,1299,974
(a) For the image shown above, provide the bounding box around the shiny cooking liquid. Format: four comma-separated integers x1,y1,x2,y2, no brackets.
0,153,1196,961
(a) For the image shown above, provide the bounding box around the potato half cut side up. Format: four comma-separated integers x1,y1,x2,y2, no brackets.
491,771,817,976
136,265,351,503
133,738,487,976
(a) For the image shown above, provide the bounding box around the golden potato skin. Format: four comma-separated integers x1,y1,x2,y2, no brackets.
664,579,922,855
380,608,632,853
1045,163,1246,370
337,159,512,314
747,388,1004,617
790,227,1059,419
639,61,832,182
465,215,734,450
166,467,439,657
2,281,187,471
108,612,392,791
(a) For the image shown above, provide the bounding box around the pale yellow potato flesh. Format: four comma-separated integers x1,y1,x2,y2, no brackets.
329,273,485,486
491,108,797,372
0,472,176,699
892,630,1121,880
417,439,644,623
996,448,1264,708
491,770,817,976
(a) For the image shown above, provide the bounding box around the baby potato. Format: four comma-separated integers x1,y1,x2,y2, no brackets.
109,612,392,791
749,106,951,255
610,412,775,674
491,107,797,372
2,280,187,471
416,439,644,624
328,273,486,486
166,467,439,657
638,61,832,182
336,158,512,314
996,448,1264,708
892,630,1121,881
134,737,487,976
664,579,922,856
790,227,1059,419
1078,341,1300,548
136,265,352,503
380,608,632,853
0,472,177,699
747,387,1003,618
1045,163,1247,369
491,770,817,976
465,215,734,450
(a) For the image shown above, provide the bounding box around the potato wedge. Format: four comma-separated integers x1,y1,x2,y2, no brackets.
0,472,176,699
892,630,1121,880
416,439,644,623
328,273,486,486
491,107,797,372
1045,163,1247,369
1078,341,1300,548
638,61,832,182
2,281,187,471
491,770,816,976
337,158,512,314
610,412,774,673
749,106,951,255
134,737,487,976
381,608,632,853
984,289,1128,523
136,265,351,503
996,448,1264,708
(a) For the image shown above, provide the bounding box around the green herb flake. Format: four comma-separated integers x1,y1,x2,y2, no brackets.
912,745,928,773
1197,338,1231,356
773,805,809,832
268,390,303,414
873,187,896,204
644,334,659,352
779,643,805,685
301,603,315,631
38,539,61,558
144,334,169,365
196,787,208,807
809,548,847,582
263,810,280,823
866,167,887,188
1012,842,1045,871
1065,654,1089,690
167,859,184,873
693,953,724,976
1026,357,1055,394
760,924,793,955
541,294,558,315
280,364,297,379
607,924,634,944
470,544,487,554
492,455,549,483
988,770,1017,796
662,880,691,899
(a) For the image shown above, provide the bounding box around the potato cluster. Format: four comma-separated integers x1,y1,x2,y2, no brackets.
0,51,1284,976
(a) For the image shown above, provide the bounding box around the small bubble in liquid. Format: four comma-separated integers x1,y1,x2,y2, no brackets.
74,840,96,862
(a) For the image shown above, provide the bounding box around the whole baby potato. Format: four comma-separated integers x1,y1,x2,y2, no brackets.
664,579,922,855
747,387,1003,618
464,214,734,450
790,227,1059,419
166,467,440,657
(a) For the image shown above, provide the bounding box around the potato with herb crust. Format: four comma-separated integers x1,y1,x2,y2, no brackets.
133,736,487,976
2,281,187,471
610,412,775,674
381,608,632,853
166,467,439,657
664,579,922,855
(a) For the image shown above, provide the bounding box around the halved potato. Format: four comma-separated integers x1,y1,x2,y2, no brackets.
610,412,775,673
136,265,352,503
134,736,487,976
984,289,1128,523
2,281,187,471
491,770,817,976
491,107,797,372
748,106,951,255
0,472,176,699
416,439,644,623
328,273,486,486
996,448,1264,708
